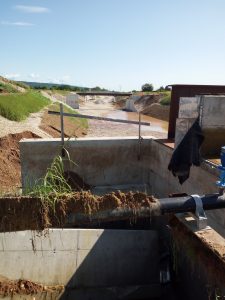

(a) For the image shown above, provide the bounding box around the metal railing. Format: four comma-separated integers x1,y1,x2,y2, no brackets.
48,103,150,159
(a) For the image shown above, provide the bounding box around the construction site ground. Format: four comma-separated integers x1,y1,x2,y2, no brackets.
0,93,168,193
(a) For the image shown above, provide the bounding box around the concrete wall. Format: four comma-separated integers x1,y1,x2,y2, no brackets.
125,96,139,112
0,228,159,300
176,95,225,155
65,93,79,109
20,137,152,188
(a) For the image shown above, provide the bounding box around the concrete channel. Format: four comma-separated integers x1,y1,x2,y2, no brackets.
8,136,223,300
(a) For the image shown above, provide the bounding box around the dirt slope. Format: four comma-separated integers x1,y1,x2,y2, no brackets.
0,131,39,192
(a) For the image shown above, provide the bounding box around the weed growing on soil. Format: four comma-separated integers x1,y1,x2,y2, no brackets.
25,148,75,210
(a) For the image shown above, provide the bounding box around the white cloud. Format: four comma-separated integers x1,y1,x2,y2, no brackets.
5,73,21,80
1,21,34,26
14,5,50,13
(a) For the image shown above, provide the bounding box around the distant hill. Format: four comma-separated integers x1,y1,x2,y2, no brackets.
20,81,109,92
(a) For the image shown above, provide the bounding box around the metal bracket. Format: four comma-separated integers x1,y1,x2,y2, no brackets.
191,194,208,230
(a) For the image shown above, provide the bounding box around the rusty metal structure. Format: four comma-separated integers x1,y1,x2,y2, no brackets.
167,84,225,139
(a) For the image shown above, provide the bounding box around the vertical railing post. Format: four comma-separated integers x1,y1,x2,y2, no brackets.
60,103,65,157
138,112,142,160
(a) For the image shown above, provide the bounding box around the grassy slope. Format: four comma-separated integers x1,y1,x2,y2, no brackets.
0,91,50,121
50,102,88,129
51,89,70,96
0,82,18,93
159,92,171,106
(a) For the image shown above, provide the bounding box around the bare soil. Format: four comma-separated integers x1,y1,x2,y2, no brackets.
0,276,63,297
0,191,158,232
141,103,170,121
0,131,40,192
40,108,87,138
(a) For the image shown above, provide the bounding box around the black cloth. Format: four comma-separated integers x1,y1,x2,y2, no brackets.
168,119,204,184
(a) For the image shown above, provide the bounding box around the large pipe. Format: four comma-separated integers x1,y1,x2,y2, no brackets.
66,193,225,225
159,193,223,214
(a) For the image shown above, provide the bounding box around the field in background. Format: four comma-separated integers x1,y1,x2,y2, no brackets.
0,91,50,121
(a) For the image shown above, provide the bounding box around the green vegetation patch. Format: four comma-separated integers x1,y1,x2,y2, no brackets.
160,92,171,106
0,82,18,93
50,102,88,129
0,91,50,121
15,81,30,89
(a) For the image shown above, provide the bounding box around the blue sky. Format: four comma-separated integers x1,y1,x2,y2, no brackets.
1,0,225,91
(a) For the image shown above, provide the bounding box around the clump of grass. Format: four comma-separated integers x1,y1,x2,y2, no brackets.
0,91,50,121
160,93,171,106
26,148,75,210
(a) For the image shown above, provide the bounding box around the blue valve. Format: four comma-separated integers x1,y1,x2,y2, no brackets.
216,146,225,188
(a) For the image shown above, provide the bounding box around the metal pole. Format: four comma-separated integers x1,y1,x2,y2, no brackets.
60,103,65,157
48,110,150,127
138,112,142,160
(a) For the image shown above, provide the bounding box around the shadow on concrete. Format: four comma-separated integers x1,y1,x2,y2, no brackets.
60,220,160,300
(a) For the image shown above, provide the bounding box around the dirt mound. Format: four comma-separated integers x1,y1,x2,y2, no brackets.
40,109,87,138
134,94,161,111
141,103,170,121
0,191,159,231
0,276,63,297
0,131,40,192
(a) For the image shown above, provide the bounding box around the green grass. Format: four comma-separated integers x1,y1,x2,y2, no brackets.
160,93,171,106
51,89,70,96
25,149,74,210
0,91,50,121
0,82,18,93
15,81,30,89
50,102,88,129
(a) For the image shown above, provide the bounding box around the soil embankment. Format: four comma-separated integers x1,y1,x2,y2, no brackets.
0,131,39,192
0,191,159,231
142,103,170,121
124,93,170,121
40,109,87,138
